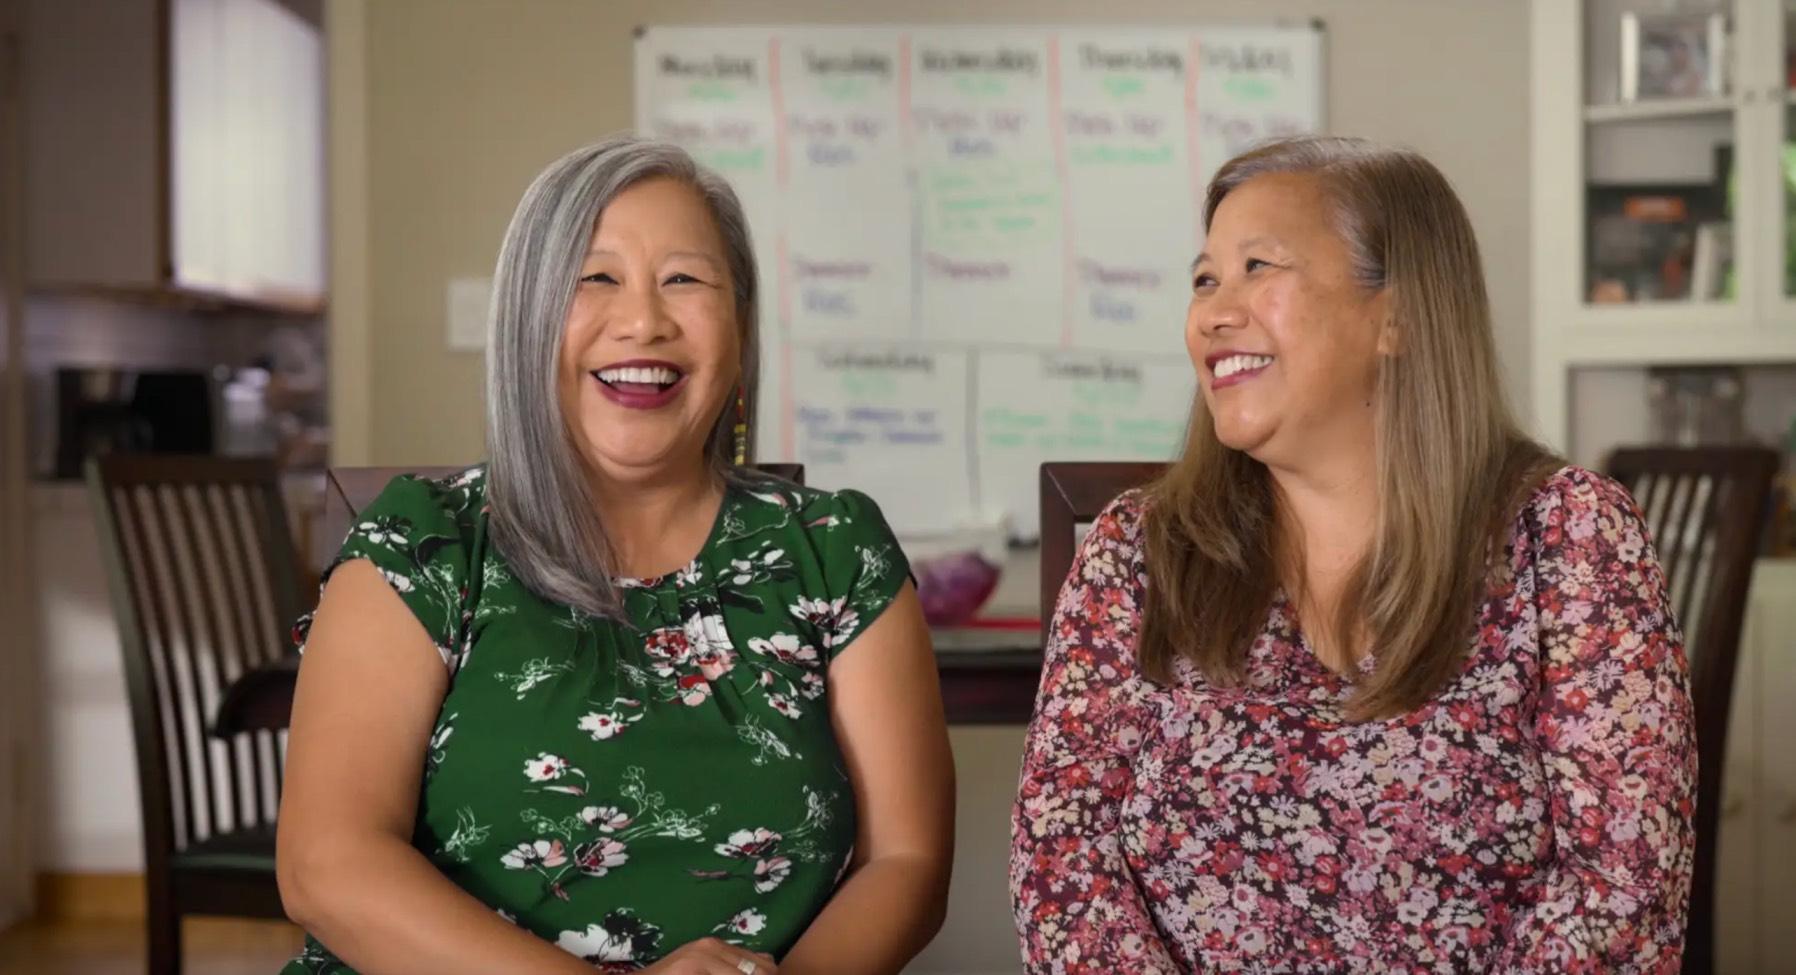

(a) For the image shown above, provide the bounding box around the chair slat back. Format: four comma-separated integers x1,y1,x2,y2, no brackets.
87,455,302,858
1038,462,1167,623
1604,445,1778,975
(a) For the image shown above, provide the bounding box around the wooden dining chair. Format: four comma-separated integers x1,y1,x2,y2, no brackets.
86,455,304,975
1602,445,1779,975
1038,461,1168,623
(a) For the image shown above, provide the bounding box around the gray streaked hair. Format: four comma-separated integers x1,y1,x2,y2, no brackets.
484,134,761,619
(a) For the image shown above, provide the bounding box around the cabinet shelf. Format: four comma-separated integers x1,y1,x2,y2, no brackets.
1583,95,1737,124
1559,323,1796,367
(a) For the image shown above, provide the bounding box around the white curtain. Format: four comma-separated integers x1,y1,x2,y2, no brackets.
0,0,39,929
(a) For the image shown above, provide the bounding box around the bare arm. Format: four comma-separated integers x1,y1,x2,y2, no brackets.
778,584,956,974
276,559,592,974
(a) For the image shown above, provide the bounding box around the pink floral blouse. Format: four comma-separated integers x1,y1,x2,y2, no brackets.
1011,467,1695,974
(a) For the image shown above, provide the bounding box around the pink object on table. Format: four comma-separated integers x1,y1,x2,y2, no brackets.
912,550,1002,627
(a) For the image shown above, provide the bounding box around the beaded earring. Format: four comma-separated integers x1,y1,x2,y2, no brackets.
732,387,748,466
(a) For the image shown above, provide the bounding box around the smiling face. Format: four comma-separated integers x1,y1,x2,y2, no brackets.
1185,171,1393,470
559,176,740,485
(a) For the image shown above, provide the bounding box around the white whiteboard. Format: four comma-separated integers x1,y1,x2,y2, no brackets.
634,24,1324,537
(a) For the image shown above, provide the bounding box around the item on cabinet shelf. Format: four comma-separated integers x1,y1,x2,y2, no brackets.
50,367,215,479
1647,366,1746,448
1691,221,1732,302
1620,10,1729,102
218,365,276,458
1587,182,1723,302
261,327,329,471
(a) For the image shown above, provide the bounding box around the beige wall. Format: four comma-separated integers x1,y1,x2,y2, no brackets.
330,0,1532,466
330,2,1531,971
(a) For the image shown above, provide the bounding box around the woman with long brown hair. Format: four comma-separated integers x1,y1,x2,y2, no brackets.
1010,136,1694,973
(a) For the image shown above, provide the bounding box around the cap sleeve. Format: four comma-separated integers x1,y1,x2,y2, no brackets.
810,488,911,660
296,474,472,672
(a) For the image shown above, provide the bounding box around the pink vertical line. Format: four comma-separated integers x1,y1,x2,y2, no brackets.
778,240,796,459
1047,35,1075,349
1186,35,1204,254
769,37,789,188
768,37,797,459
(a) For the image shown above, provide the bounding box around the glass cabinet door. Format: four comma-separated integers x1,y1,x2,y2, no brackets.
1583,0,1740,307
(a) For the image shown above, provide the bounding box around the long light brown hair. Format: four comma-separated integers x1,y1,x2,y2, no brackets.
1138,136,1561,720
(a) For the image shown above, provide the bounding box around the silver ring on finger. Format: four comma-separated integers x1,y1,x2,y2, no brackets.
736,960,758,975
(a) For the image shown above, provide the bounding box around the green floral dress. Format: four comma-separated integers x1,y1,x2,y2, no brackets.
281,467,910,973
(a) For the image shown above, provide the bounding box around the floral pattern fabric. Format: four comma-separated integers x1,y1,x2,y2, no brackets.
282,468,908,973
1010,466,1696,974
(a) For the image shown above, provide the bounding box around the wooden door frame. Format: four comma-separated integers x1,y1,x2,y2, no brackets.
0,0,40,930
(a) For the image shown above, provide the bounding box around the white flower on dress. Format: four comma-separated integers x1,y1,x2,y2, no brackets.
677,673,712,707
643,626,693,670
573,837,629,877
747,633,818,667
789,595,836,623
753,856,792,893
556,915,649,964
730,547,787,584
684,612,733,658
768,694,802,719
579,805,632,832
578,711,628,741
716,828,782,859
798,671,825,700
675,562,703,587
358,518,407,546
694,646,735,681
379,568,415,594
823,612,859,649
500,838,566,870
524,753,570,781
722,908,767,936
789,595,859,649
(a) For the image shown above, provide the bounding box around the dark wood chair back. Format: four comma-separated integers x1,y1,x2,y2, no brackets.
1604,445,1778,975
320,463,806,554
1038,462,1167,621
85,454,296,968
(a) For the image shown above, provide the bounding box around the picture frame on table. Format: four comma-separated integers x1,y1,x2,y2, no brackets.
1621,10,1729,102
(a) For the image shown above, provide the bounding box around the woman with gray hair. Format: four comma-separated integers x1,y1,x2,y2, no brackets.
276,136,954,974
